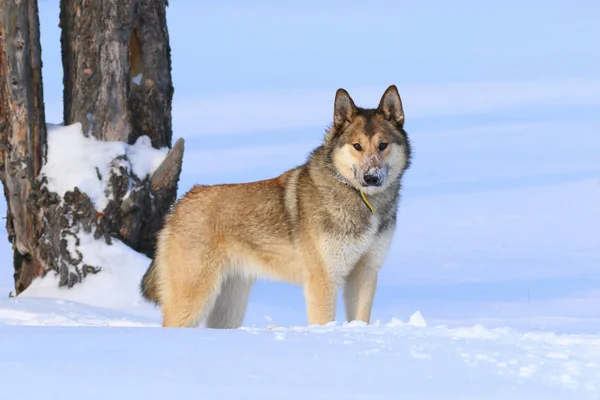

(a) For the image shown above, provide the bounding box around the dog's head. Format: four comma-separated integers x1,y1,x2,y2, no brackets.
326,85,411,194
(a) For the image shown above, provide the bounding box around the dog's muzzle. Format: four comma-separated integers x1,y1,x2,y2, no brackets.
363,174,382,187
361,167,388,187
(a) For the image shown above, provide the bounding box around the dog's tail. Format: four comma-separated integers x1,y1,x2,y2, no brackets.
140,260,160,305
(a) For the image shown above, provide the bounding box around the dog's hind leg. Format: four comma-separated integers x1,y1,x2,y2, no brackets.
160,252,225,328
205,274,255,329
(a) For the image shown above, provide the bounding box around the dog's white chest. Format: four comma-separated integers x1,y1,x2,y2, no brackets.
319,215,380,279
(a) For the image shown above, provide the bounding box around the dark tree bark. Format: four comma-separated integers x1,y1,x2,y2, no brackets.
0,0,48,294
60,0,174,148
0,0,183,294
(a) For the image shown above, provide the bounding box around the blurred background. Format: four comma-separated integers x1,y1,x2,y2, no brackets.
2,0,599,332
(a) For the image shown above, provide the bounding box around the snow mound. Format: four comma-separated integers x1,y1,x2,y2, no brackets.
388,310,428,328
0,297,157,327
40,123,168,211
20,232,152,310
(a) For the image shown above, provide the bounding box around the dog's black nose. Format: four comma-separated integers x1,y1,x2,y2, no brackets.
363,174,381,186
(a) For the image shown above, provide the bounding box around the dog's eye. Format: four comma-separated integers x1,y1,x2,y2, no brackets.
378,143,389,151
353,143,362,151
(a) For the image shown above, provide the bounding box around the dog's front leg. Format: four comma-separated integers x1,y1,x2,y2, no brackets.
303,267,337,326
344,227,395,324
344,263,378,324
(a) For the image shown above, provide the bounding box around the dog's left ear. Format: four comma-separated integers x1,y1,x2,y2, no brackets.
377,85,404,126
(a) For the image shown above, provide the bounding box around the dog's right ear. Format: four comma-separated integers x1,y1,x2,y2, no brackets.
333,88,357,129
377,85,404,126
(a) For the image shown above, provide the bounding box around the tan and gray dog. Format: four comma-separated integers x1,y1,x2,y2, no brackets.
140,85,412,328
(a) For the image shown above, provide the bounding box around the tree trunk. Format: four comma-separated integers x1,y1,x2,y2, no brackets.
0,0,48,294
0,0,183,294
60,0,174,148
58,0,183,260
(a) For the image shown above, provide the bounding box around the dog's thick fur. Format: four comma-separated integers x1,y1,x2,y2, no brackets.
140,85,412,328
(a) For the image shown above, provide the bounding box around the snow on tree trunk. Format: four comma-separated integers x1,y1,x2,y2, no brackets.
0,0,48,294
0,0,184,294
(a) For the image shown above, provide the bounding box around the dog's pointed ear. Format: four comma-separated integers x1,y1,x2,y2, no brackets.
333,88,357,128
377,85,404,126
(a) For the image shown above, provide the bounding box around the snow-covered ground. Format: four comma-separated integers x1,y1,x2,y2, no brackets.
1,303,599,399
1,1,600,399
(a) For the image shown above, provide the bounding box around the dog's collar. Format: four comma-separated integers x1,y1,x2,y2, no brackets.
331,172,375,213
360,190,375,213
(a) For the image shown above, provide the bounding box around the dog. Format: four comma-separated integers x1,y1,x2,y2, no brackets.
140,85,412,328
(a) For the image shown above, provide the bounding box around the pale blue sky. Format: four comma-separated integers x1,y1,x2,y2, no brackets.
1,1,599,332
